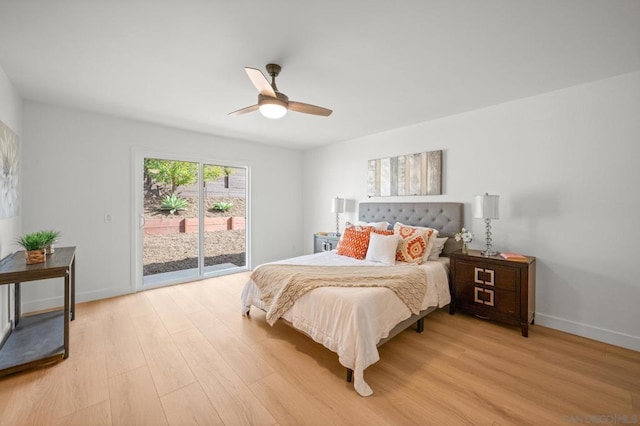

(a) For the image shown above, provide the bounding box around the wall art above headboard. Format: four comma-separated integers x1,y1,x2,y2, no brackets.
367,150,442,197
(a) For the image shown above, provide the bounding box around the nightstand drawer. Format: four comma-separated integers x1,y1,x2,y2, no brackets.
456,283,519,316
455,260,519,291
314,234,340,253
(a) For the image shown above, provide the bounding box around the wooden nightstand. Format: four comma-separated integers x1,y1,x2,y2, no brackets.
449,249,536,337
313,233,340,253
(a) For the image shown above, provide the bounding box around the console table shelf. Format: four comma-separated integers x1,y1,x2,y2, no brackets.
0,246,76,376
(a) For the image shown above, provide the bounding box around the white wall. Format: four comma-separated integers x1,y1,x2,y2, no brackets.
302,72,640,350
0,66,22,338
21,101,304,311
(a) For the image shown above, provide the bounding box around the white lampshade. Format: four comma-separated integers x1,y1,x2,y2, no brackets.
330,197,345,213
474,194,499,219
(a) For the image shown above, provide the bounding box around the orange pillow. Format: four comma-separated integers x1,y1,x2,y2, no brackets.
394,225,433,264
337,227,372,260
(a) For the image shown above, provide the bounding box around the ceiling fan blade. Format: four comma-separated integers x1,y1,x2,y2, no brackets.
245,67,276,97
228,104,259,116
289,101,333,116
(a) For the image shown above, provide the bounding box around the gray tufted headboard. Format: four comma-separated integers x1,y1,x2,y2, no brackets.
358,202,464,255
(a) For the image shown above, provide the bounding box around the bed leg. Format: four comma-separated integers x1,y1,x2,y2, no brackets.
346,368,353,383
416,318,424,333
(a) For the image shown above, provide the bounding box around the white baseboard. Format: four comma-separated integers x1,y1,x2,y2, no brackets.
535,313,640,352
21,287,133,314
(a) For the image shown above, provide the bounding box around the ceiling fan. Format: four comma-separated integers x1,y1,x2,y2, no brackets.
229,64,332,119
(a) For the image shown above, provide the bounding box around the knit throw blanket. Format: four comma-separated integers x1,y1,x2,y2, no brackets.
251,264,428,326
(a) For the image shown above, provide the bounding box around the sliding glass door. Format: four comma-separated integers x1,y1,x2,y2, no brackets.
134,152,248,290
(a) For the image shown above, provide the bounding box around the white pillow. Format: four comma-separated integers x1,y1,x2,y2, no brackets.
365,232,399,265
356,220,390,230
427,237,448,261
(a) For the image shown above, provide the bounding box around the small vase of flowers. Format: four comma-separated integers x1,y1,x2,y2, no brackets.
454,228,473,254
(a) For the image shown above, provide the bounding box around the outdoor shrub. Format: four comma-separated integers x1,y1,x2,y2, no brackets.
212,201,233,212
160,194,188,214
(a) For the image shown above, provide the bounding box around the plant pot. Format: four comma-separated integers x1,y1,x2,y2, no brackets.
26,249,46,265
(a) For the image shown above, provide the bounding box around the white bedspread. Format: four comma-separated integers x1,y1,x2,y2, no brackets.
240,251,451,396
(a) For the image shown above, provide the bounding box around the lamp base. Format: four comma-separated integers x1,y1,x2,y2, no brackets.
480,250,498,257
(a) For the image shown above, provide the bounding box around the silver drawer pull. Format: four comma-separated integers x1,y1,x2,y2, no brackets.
485,289,495,306
474,287,484,304
474,267,483,284
485,269,494,286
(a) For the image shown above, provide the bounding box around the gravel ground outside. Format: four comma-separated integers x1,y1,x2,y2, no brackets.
143,195,246,276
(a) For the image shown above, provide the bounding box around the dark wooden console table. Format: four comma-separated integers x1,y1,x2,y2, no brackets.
0,246,76,376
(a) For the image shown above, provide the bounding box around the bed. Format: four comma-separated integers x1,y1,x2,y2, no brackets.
241,202,463,396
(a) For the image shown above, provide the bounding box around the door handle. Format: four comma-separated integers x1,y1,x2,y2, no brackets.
139,214,145,229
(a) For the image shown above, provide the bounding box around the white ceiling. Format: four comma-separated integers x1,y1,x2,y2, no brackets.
0,1,638,150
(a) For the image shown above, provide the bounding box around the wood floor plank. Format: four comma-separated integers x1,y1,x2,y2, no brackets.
197,316,274,385
415,317,633,410
108,366,168,426
103,314,146,378
0,368,56,426
133,312,175,353
171,327,225,369
170,327,275,425
166,283,208,315
53,399,112,426
143,346,196,397
249,372,366,426
192,361,276,426
125,291,157,318
69,318,107,356
71,300,105,325
160,382,224,426
48,350,109,419
145,288,195,334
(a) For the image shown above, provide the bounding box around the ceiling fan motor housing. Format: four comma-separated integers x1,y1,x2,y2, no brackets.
258,92,288,107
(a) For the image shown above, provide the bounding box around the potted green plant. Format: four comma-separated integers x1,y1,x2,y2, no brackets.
38,230,61,254
16,232,48,264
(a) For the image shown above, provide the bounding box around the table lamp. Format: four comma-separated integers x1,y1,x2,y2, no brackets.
474,193,499,256
330,196,345,236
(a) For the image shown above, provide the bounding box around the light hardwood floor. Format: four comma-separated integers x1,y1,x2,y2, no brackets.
0,272,638,425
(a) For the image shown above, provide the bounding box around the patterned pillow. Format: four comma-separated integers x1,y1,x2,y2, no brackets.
394,224,433,264
393,222,439,262
372,229,394,236
337,226,372,259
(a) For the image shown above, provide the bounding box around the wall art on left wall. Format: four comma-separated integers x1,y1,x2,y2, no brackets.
0,120,19,219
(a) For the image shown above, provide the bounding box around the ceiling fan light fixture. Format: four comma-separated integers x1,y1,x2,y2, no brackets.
258,93,288,119
259,102,287,119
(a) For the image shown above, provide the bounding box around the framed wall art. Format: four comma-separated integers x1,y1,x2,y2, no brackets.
0,120,19,219
367,150,442,197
